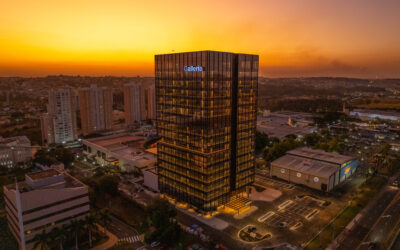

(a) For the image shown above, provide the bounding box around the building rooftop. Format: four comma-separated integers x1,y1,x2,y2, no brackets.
257,113,315,140
272,155,339,178
5,170,85,192
0,135,31,146
286,147,356,165
26,169,60,180
83,133,156,166
145,147,157,155
88,135,145,149
352,109,400,117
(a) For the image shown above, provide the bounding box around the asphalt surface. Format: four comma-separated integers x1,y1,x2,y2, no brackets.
101,215,145,249
390,229,400,250
358,190,400,249
335,187,398,249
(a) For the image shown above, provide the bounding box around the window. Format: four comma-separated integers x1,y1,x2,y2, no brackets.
281,168,285,174
297,173,301,178
314,177,319,182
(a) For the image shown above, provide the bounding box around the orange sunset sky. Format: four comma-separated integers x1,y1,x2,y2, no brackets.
1,0,400,78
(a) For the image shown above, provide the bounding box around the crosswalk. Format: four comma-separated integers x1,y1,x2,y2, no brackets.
118,235,140,243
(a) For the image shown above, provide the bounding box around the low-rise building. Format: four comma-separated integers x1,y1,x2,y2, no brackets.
82,132,156,172
270,147,358,191
143,166,159,192
257,111,316,140
0,136,32,168
3,169,90,250
350,109,400,122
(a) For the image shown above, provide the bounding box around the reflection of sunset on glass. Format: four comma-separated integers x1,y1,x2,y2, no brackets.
1,0,400,77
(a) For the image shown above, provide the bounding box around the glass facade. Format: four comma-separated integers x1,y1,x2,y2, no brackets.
155,51,258,211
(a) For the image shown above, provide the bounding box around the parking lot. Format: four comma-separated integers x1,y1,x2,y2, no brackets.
255,175,295,190
212,171,358,249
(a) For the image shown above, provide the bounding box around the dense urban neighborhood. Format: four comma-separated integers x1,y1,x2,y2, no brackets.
1,73,400,250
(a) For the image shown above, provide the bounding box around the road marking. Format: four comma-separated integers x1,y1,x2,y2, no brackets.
258,211,275,222
118,235,140,243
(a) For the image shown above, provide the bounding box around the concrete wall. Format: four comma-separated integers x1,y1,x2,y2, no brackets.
144,169,159,192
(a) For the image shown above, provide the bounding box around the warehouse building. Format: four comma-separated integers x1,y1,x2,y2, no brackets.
270,147,358,192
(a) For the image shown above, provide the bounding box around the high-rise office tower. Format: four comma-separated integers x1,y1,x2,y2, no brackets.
124,82,145,125
155,51,258,211
42,88,77,144
79,85,113,134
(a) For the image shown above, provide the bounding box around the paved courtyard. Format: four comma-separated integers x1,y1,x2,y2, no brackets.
208,173,357,249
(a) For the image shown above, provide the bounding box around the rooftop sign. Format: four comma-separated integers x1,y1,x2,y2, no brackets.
184,66,203,72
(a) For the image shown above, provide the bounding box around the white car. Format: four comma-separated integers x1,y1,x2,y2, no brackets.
150,241,160,248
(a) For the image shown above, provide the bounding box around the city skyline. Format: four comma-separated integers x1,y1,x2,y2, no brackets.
1,0,400,78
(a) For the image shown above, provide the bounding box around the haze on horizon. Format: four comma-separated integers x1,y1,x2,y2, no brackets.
1,0,400,78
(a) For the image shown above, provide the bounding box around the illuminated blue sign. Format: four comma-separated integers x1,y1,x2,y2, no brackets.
184,66,203,72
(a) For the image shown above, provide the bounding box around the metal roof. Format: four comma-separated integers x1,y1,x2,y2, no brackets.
286,147,355,165
272,155,339,178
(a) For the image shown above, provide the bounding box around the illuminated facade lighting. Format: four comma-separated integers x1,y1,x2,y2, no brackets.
155,51,258,211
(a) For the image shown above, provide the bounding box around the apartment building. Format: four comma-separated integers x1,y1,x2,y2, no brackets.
79,84,113,134
41,88,78,144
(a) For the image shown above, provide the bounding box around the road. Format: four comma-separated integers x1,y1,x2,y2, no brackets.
100,214,145,249
390,229,400,250
175,209,251,250
334,186,398,249
358,190,400,249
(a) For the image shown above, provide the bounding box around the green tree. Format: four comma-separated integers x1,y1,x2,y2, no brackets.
50,225,68,250
85,214,97,248
303,133,322,147
70,220,83,250
33,230,50,250
98,175,119,196
53,146,75,167
146,199,177,229
98,209,112,237
145,199,181,246
263,138,299,162
255,131,269,153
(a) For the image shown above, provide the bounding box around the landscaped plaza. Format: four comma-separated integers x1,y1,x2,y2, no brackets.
168,168,383,249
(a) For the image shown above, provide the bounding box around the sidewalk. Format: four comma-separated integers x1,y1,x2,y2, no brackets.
176,206,229,230
91,224,119,250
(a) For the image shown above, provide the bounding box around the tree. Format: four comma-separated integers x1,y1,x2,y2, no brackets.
98,175,119,196
159,222,181,246
98,209,111,237
146,199,177,229
263,138,299,162
255,131,269,153
50,225,67,250
303,133,322,147
145,199,181,247
70,220,83,250
85,214,97,248
33,230,50,250
53,146,75,167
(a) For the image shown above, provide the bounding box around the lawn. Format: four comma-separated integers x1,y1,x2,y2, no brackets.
305,176,387,250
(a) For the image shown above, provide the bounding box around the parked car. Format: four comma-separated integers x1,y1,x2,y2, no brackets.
151,241,160,248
